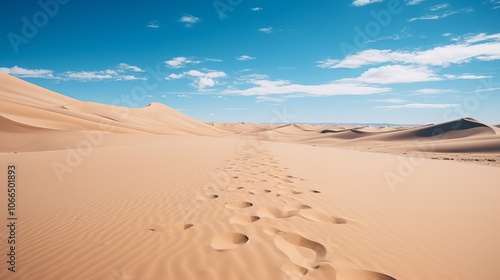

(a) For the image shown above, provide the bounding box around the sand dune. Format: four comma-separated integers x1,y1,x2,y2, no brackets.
1,73,499,280
0,73,231,152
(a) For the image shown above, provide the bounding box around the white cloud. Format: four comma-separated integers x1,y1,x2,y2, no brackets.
465,33,500,43
237,55,255,61
117,63,144,72
485,0,500,9
179,15,200,27
64,69,145,81
352,0,384,7
259,27,273,33
318,34,500,68
430,3,449,11
408,7,473,22
1,65,148,81
205,58,223,62
166,73,184,80
443,73,492,80
377,103,459,109
405,0,424,5
408,15,439,21
223,78,390,96
474,87,500,93
119,75,144,81
340,65,441,84
442,33,452,37
147,21,160,29
165,57,200,68
177,94,192,99
170,69,227,90
65,68,147,81
251,7,263,11
412,88,457,95
0,66,55,79
65,71,115,81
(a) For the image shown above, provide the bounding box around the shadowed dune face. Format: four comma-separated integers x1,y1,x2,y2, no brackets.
413,118,495,138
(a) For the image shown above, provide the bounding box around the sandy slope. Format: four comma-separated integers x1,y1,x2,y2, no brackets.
1,73,500,279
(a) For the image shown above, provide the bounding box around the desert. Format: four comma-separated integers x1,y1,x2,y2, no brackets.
1,72,499,279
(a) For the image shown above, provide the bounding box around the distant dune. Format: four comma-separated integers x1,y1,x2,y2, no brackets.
1,73,500,280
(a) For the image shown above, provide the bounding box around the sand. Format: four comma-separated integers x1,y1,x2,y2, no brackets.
1,72,499,279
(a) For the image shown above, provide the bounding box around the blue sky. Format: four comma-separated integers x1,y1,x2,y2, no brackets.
1,0,499,124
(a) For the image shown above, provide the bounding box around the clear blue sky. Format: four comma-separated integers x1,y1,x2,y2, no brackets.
1,0,499,124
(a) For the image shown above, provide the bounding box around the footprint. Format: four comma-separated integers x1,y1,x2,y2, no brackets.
311,190,321,193
299,209,349,224
229,214,260,225
225,201,253,209
336,269,396,280
274,231,327,270
196,194,219,200
210,232,249,250
148,222,193,232
227,186,244,191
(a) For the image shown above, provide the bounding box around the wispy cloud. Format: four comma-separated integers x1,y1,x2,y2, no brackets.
165,57,201,68
1,65,146,81
258,27,273,33
177,94,192,99
0,66,55,79
223,78,390,96
430,3,449,11
352,0,384,7
117,63,144,72
64,69,146,81
179,15,200,27
205,58,223,62
237,55,255,61
443,73,492,80
405,0,424,5
251,7,263,11
377,103,459,109
340,65,441,84
317,33,500,68
485,0,500,9
412,88,457,95
166,69,226,90
408,7,473,22
147,21,160,29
